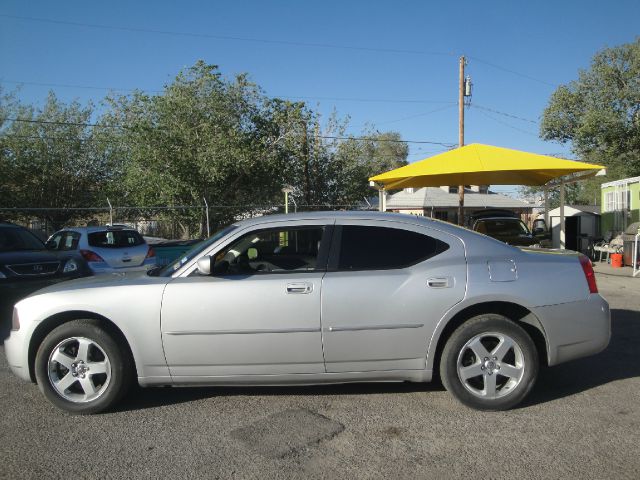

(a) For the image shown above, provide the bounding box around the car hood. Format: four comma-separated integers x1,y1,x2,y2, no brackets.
26,270,169,296
0,249,64,265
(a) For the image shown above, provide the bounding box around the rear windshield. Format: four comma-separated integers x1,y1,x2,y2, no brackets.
88,230,145,249
477,219,530,236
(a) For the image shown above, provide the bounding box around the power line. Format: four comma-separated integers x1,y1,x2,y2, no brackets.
471,104,538,124
5,117,122,128
467,55,558,87
0,14,559,87
3,118,456,146
350,104,456,130
317,135,455,146
472,108,539,137
0,13,454,57
0,80,455,105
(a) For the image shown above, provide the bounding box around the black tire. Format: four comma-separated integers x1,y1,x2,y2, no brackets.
34,319,133,414
440,314,539,411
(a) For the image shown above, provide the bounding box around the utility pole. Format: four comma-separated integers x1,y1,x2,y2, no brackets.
457,55,466,226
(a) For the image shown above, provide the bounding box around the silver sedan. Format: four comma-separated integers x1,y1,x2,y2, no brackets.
4,212,610,413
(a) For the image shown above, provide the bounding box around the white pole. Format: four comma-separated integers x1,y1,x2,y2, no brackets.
203,197,210,237
559,180,566,249
382,189,387,212
633,232,639,277
106,197,113,226
543,186,549,227
284,191,289,214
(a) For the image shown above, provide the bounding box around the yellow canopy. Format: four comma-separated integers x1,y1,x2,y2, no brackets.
369,143,604,189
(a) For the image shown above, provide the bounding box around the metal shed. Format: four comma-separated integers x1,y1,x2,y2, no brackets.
547,205,600,252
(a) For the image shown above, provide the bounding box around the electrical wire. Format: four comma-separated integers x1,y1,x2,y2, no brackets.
1,14,558,87
472,108,539,137
467,55,558,87
2,120,456,146
0,80,455,105
471,104,538,124
0,13,454,57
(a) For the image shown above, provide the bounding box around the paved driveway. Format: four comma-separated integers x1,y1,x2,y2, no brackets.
1,271,638,479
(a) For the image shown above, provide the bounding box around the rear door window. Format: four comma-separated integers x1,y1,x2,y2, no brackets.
333,225,449,271
88,230,145,249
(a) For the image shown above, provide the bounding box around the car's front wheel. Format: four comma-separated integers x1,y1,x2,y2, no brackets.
35,320,133,414
440,314,539,411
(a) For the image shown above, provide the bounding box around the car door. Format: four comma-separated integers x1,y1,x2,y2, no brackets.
321,220,466,372
160,221,332,378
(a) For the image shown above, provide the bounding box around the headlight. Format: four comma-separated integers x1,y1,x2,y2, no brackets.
63,259,79,273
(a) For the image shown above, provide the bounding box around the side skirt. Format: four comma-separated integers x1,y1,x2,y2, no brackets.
138,369,433,387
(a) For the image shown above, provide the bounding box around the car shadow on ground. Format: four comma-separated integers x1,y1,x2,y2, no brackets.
114,380,443,413
523,308,640,407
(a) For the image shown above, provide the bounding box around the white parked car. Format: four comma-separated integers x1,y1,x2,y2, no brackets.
5,212,610,414
46,226,156,274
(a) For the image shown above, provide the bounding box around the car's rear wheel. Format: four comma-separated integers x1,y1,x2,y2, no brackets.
440,314,539,411
35,320,133,414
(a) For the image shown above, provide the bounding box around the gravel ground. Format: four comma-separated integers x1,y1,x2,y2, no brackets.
1,270,639,480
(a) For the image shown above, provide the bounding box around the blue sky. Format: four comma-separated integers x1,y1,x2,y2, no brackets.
1,0,638,196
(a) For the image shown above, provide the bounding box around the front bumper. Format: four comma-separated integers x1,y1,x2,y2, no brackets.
532,294,611,366
4,323,31,382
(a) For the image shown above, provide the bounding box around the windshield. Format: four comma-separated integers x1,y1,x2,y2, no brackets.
153,225,237,277
476,219,531,236
0,226,46,252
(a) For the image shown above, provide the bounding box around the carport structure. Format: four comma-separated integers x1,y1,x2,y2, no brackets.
369,143,605,249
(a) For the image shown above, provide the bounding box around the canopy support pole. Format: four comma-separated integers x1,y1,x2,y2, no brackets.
560,180,566,249
543,186,549,227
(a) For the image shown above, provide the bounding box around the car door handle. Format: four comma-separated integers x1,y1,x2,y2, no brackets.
286,282,313,294
427,277,453,288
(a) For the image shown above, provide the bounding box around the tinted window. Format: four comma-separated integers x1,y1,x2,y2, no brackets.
215,226,325,275
476,219,529,236
337,225,449,271
88,230,145,248
0,225,45,251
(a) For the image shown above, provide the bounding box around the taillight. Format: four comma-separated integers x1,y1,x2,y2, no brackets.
579,255,598,294
80,249,105,263
11,308,20,331
146,247,156,259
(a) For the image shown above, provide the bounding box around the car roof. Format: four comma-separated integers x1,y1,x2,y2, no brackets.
232,211,471,237
475,217,523,222
57,226,140,233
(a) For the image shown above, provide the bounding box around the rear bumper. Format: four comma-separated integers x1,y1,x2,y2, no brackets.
532,294,611,366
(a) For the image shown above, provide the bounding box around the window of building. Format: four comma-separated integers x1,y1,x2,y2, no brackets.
335,225,449,271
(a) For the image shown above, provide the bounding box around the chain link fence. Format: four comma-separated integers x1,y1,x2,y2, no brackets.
1,203,374,241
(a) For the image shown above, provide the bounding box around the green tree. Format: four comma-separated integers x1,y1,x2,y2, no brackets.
0,92,104,229
541,38,640,179
101,62,289,236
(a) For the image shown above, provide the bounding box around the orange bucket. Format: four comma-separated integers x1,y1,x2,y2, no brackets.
611,253,623,268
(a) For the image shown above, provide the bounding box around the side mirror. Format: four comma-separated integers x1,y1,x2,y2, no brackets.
45,240,56,250
196,256,212,275
533,227,545,235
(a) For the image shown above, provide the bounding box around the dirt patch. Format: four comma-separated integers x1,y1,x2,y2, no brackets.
231,408,344,459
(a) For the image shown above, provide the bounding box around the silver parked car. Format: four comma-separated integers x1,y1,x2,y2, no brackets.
5,212,610,414
45,226,156,274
